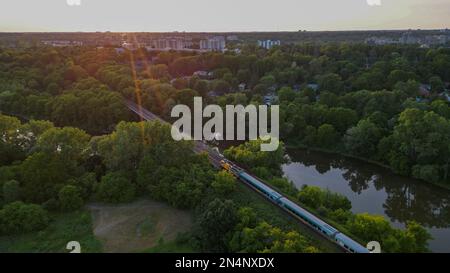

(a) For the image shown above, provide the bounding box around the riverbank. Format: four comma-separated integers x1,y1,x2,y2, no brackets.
285,142,450,192
282,148,450,252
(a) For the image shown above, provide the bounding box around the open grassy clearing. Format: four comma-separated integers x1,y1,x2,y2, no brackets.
88,199,193,253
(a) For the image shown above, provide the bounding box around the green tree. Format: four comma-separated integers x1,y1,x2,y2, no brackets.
20,119,54,152
278,87,296,103
212,79,231,94
383,108,450,182
318,91,339,107
347,213,394,247
318,73,344,94
387,70,417,87
325,107,358,133
193,80,210,97
316,124,339,148
402,221,432,253
149,64,170,80
137,153,213,208
344,119,383,158
2,180,21,203
58,185,84,211
172,78,189,90
0,114,24,165
259,75,276,87
430,100,450,119
297,186,324,209
48,90,129,134
297,185,351,211
95,121,191,172
429,76,445,93
64,65,88,83
212,170,237,196
269,177,298,196
21,152,73,203
36,127,90,163
195,199,239,252
233,221,318,253
347,213,430,253
173,89,199,108
97,171,135,203
0,201,49,235
224,139,286,175
235,207,258,230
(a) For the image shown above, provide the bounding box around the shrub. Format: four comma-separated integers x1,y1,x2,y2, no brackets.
0,201,49,235
96,172,135,203
211,170,237,196
58,185,84,211
3,180,21,203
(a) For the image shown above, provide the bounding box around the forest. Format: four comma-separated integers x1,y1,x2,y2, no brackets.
1,41,449,252
2,43,449,185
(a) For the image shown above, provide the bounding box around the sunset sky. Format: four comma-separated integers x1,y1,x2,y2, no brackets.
0,0,449,32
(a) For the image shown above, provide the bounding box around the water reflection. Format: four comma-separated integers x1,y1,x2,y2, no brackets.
380,179,450,229
283,149,450,252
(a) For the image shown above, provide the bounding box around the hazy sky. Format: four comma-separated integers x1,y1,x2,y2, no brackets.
0,0,449,32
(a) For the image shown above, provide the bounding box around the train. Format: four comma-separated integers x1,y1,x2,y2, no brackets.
220,159,370,254
126,99,369,253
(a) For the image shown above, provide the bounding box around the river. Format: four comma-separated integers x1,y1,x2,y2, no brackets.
282,148,450,253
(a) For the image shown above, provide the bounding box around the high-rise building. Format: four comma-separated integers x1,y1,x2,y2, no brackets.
200,36,226,51
257,40,281,49
146,37,192,50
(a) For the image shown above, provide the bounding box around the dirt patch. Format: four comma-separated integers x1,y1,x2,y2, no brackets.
88,199,192,253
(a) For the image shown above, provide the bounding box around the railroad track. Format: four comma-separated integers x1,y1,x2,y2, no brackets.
124,100,368,253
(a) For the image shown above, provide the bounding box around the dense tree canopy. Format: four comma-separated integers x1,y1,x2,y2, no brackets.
1,42,446,252
348,214,431,253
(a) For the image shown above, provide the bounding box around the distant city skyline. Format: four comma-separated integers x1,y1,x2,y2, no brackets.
0,0,449,32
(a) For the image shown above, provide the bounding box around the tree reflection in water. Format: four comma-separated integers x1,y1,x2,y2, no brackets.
285,149,450,229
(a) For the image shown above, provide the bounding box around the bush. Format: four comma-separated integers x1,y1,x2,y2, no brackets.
316,206,328,217
328,208,353,224
194,199,238,252
42,198,60,211
3,180,21,203
251,167,272,180
58,185,84,211
96,172,135,203
0,201,49,235
323,190,352,211
412,165,440,183
316,124,338,148
297,185,352,211
269,177,298,196
297,186,324,209
211,170,237,196
346,213,431,253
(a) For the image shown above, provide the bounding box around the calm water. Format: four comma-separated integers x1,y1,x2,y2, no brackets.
282,149,450,253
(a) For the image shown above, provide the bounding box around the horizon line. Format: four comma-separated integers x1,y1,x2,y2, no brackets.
0,27,449,34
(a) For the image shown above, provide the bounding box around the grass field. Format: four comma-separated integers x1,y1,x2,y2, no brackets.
88,199,193,253
0,210,102,253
